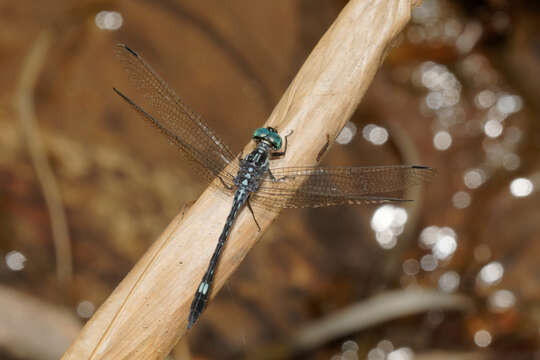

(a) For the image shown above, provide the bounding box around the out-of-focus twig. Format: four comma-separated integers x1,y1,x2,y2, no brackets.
14,30,73,284
415,351,487,360
379,121,434,281
292,288,473,351
0,285,81,360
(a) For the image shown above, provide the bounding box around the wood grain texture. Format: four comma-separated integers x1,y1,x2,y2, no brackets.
62,0,418,358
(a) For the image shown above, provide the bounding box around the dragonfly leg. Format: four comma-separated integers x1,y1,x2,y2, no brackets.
217,176,234,190
246,198,261,231
271,130,294,157
267,168,295,183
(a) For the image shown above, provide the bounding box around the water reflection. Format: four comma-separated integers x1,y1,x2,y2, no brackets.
438,271,460,292
342,340,359,353
420,254,438,271
367,348,386,360
419,226,457,260
5,250,26,271
420,63,462,109
419,225,440,248
474,329,492,347
456,21,483,54
488,289,516,312
336,121,357,145
411,0,440,25
432,232,457,260
484,120,503,138
367,341,413,360
377,340,394,354
478,261,504,285
371,206,408,249
387,348,414,360
362,124,388,146
433,130,452,150
452,191,471,209
76,300,96,318
340,349,358,360
509,177,533,197
496,94,522,115
95,11,123,31
464,168,486,189
331,339,360,360
475,90,496,109
402,258,420,276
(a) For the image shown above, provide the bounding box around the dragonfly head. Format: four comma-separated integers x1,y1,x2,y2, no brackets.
253,127,282,150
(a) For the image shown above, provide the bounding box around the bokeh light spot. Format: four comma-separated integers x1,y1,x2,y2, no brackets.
510,178,533,197
474,330,492,347
5,250,26,271
452,191,471,209
484,120,503,138
438,271,460,292
76,300,96,318
488,289,516,312
433,131,452,150
95,11,123,31
336,122,357,145
478,261,504,285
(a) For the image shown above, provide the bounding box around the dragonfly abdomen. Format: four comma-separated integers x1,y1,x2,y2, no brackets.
187,189,248,328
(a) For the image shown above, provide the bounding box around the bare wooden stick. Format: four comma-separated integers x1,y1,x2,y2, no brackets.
62,1,419,358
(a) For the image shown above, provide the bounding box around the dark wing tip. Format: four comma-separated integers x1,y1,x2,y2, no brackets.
112,88,146,114
410,165,437,176
112,87,132,103
115,43,139,58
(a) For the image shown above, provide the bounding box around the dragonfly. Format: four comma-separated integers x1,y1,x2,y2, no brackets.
113,44,435,329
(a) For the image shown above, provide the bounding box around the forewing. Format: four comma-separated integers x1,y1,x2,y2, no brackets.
115,44,238,187
251,165,435,209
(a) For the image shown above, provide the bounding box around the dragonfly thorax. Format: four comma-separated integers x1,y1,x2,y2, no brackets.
234,144,270,192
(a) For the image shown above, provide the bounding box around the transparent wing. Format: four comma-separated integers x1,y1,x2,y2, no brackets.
114,44,238,188
251,165,435,209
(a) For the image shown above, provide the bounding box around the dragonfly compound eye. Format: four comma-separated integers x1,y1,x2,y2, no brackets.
252,127,270,141
252,127,282,150
267,132,282,150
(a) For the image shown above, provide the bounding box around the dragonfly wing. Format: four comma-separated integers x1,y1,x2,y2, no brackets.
251,165,435,209
114,44,238,188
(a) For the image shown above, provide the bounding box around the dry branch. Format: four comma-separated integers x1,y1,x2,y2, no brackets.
62,0,420,358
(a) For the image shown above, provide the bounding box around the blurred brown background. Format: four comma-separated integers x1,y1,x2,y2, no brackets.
1,0,539,359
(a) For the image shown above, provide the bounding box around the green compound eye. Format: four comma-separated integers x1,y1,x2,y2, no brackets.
252,127,282,150
253,127,269,140
267,131,282,150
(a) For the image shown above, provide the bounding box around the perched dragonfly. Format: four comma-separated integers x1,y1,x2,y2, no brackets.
113,44,434,329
